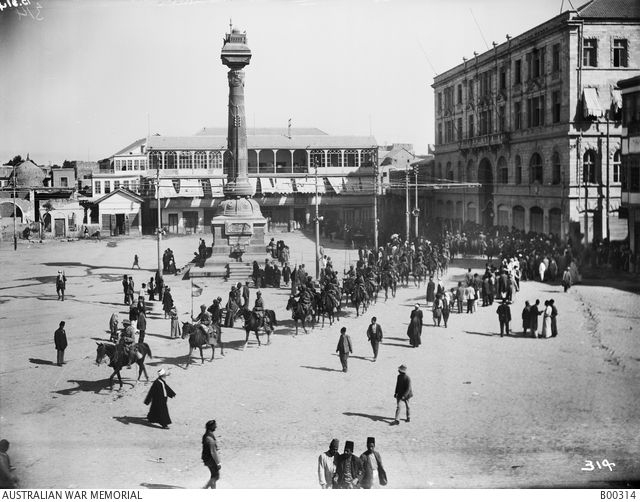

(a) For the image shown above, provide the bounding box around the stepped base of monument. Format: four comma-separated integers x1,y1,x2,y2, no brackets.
188,253,266,280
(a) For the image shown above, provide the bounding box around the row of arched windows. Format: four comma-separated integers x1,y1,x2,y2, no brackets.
436,149,621,186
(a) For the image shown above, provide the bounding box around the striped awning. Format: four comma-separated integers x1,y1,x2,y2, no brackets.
177,179,204,197
210,178,224,197
158,179,178,198
583,88,605,118
260,178,277,194
294,177,325,194
327,176,346,194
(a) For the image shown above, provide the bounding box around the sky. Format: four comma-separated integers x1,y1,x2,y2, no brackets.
0,0,579,165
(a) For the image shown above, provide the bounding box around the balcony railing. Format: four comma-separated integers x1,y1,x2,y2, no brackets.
459,132,510,151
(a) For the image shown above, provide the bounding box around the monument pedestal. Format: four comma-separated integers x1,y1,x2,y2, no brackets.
210,196,266,258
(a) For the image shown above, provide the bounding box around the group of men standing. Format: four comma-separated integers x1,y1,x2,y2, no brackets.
318,437,387,489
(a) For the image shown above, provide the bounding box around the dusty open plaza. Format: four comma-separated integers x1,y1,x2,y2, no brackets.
0,231,639,489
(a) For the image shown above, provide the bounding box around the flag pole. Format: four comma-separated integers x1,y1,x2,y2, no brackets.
190,279,194,320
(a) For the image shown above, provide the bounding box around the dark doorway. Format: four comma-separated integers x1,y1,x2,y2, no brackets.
54,218,65,237
115,214,126,235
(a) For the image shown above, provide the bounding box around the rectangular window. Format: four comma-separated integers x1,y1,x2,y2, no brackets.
127,159,133,170
528,96,545,127
104,181,111,194
583,39,598,67
527,98,532,128
526,53,532,80
134,160,139,170
514,101,522,130
500,68,506,90
437,123,443,144
114,180,120,190
498,105,505,132
552,90,561,123
514,60,522,84
139,159,146,170
552,43,561,72
468,80,474,101
613,39,628,68
123,180,130,190
468,115,474,138
457,117,462,141
457,84,463,104
94,181,101,194
437,92,442,113
60,177,68,187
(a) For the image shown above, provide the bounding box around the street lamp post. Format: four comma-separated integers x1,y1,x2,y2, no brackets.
405,159,410,241
13,165,17,251
414,166,419,238
373,148,379,251
314,157,321,280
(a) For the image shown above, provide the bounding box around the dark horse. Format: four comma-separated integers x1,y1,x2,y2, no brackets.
286,296,313,336
237,308,277,348
351,282,369,317
319,284,341,327
181,322,221,367
95,342,152,389
380,269,397,301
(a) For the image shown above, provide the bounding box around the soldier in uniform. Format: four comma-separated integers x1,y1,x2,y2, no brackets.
253,291,269,330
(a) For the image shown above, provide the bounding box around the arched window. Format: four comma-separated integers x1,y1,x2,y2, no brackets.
552,152,561,185
446,162,453,181
515,155,522,185
583,150,597,184
613,150,621,183
194,151,208,170
165,151,177,170
529,153,543,184
179,151,192,170
150,151,162,170
466,159,475,182
437,163,443,180
457,160,463,181
497,157,508,184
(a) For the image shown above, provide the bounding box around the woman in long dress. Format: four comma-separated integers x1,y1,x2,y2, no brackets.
541,300,553,338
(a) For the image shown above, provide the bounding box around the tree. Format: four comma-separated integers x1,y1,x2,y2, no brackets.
6,155,23,166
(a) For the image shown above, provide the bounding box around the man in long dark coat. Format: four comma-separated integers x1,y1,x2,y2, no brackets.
425,277,435,306
496,299,512,337
407,304,423,347
54,321,67,366
529,299,542,338
333,441,362,489
144,368,175,429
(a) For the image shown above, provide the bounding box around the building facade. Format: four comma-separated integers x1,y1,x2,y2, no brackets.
431,0,640,244
92,128,378,237
619,74,640,259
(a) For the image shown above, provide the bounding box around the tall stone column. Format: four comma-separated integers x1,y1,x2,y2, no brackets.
225,68,252,196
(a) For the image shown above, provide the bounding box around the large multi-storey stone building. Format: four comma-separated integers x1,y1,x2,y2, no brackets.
431,0,639,244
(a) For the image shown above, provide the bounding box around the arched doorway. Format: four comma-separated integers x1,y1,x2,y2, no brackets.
549,208,561,237
513,206,525,231
530,206,544,234
478,158,493,227
43,212,52,232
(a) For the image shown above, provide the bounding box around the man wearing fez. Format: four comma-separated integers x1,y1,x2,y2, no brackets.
333,440,362,489
317,438,339,489
336,327,353,373
359,437,387,488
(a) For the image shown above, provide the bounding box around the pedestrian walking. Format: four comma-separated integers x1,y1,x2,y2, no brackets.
441,292,451,328
148,277,155,301
127,277,135,306
122,275,129,304
562,267,572,292
333,441,362,489
169,307,181,339
550,299,558,337
366,317,383,361
156,272,164,302
496,299,511,337
54,321,67,366
318,438,339,489
56,270,66,301
406,304,423,347
392,364,412,425
530,299,542,338
137,309,147,344
162,287,173,319
465,283,476,313
201,419,221,489
242,281,250,309
336,327,353,372
456,282,465,313
541,300,553,338
0,440,18,488
132,254,140,269
359,437,387,489
432,294,443,326
144,368,175,429
109,312,119,342
521,301,531,336
425,276,435,306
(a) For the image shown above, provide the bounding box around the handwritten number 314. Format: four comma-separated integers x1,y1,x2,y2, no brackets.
582,460,616,472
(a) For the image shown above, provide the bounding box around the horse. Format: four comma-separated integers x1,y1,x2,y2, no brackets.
350,282,369,317
397,261,411,287
95,342,152,390
181,322,221,366
237,308,277,348
412,261,428,288
380,269,397,301
286,296,313,336
319,283,341,327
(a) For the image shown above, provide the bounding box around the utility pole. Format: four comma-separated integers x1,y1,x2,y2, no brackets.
405,159,410,241
13,165,17,251
606,113,610,241
373,148,379,251
414,165,419,238
314,157,320,280
156,162,162,279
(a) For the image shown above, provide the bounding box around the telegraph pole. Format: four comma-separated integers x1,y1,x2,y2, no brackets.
314,158,320,280
414,165,419,238
405,160,410,241
156,163,162,278
373,148,379,251
13,165,17,251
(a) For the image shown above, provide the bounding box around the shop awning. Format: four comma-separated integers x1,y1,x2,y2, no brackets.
210,178,224,197
611,89,622,113
327,176,346,194
275,178,295,194
177,179,204,197
583,88,605,118
260,178,277,194
294,177,325,194
158,179,178,198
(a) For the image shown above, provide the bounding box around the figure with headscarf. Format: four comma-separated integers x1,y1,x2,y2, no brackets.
407,304,423,347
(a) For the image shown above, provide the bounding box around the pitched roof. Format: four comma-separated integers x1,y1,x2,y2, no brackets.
577,0,640,18
146,134,377,150
113,138,147,157
195,127,328,136
93,187,144,204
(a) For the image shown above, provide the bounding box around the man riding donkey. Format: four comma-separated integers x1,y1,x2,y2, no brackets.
193,304,217,346
116,319,138,368
251,291,272,332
